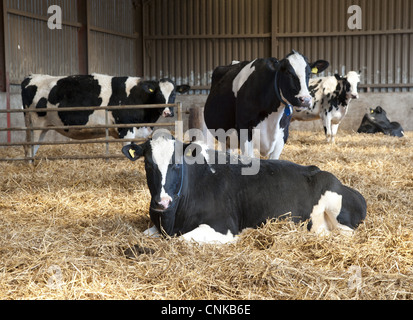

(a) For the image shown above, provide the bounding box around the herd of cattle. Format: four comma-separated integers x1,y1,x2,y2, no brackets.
20,50,404,244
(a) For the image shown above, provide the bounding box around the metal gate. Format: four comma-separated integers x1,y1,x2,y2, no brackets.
0,103,182,162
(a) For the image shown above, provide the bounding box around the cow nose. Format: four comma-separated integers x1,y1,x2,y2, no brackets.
351,94,359,99
158,197,171,210
162,108,174,118
299,96,312,108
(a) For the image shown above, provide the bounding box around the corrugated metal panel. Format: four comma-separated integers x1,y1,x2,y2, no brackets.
89,31,137,76
142,0,272,92
273,0,413,92
88,0,138,76
142,0,413,93
5,0,79,82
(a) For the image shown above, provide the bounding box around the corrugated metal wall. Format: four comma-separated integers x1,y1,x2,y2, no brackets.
88,0,138,76
142,0,413,93
3,0,413,92
5,0,80,82
142,0,272,92
273,0,413,92
4,0,138,84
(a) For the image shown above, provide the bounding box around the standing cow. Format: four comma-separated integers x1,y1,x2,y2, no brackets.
292,71,360,142
21,73,190,158
204,50,329,159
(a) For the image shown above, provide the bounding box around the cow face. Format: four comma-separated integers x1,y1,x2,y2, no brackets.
157,79,190,117
122,134,184,213
345,71,360,100
278,51,329,109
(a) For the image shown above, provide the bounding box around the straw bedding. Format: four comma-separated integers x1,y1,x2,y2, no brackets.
0,131,412,300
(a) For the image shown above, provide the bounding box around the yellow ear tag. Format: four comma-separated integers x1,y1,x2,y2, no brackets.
311,67,319,74
129,149,136,158
371,110,374,114
149,88,154,93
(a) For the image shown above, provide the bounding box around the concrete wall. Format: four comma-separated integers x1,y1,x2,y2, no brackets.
176,92,413,133
1,91,412,144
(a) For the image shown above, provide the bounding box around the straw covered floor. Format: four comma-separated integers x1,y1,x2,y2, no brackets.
0,131,412,300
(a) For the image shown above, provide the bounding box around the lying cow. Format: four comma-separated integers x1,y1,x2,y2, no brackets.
21,73,190,158
122,133,367,244
204,51,329,160
292,71,360,142
357,106,404,137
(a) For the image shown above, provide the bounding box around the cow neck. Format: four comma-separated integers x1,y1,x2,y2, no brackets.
176,158,185,199
274,71,293,117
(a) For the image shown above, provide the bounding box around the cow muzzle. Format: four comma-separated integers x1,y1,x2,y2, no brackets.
162,107,174,118
298,96,313,109
152,197,172,212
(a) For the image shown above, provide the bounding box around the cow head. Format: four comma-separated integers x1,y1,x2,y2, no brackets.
157,79,190,117
345,71,360,100
122,132,184,214
277,51,329,109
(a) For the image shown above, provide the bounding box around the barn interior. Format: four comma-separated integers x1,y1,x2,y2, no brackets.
0,0,412,301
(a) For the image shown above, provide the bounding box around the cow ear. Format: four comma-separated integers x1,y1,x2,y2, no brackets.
141,82,156,94
176,85,190,94
122,143,144,161
310,60,330,74
334,74,341,80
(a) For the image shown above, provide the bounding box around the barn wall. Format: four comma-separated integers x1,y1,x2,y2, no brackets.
141,0,413,93
142,0,272,92
3,0,139,84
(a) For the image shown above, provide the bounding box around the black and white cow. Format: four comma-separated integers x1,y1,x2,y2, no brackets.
21,73,190,158
292,71,360,142
122,134,367,244
357,106,404,137
204,51,329,160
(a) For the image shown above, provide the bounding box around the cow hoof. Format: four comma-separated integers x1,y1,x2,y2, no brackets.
124,245,155,258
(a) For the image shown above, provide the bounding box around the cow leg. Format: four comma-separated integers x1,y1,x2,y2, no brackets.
268,139,284,160
310,191,354,236
331,123,340,143
323,113,333,143
181,224,237,244
32,129,48,157
24,112,48,160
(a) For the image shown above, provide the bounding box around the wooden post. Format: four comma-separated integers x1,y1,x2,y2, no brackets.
77,0,89,74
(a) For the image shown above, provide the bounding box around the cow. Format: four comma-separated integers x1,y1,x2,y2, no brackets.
204,50,330,160
292,71,361,142
122,133,367,244
21,73,190,158
357,106,404,137
204,51,329,159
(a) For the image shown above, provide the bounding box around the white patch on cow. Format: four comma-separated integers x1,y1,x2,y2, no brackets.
232,60,256,97
346,71,360,99
159,81,174,116
159,81,174,104
310,191,352,236
92,73,113,106
286,53,311,100
254,109,285,159
150,136,175,202
181,224,237,244
125,77,141,97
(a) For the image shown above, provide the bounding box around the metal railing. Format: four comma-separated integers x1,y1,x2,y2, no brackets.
0,103,182,162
